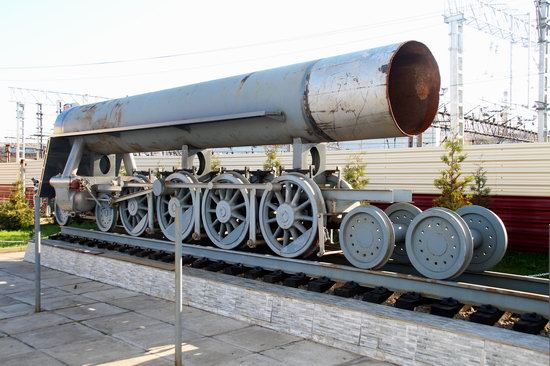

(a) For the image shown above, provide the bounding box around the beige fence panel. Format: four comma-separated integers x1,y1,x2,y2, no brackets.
2,143,548,196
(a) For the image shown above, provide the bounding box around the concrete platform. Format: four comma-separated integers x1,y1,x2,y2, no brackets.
24,242,550,366
0,251,386,365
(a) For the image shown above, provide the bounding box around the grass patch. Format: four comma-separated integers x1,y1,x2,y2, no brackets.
0,221,97,248
490,251,549,277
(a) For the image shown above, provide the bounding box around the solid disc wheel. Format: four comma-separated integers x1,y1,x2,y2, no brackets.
406,207,473,280
157,172,197,242
259,174,325,258
201,172,250,249
54,204,71,226
339,205,395,269
456,205,508,272
95,193,118,232
385,203,422,264
119,176,150,236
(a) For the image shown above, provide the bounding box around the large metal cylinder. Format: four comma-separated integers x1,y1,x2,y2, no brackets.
54,41,440,153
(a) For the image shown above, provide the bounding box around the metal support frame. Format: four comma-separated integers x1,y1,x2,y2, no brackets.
536,0,549,142
181,145,212,176
444,14,465,141
34,189,41,312
292,137,326,174
15,102,24,161
174,201,183,366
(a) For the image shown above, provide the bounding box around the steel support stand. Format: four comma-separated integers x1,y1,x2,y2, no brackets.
174,202,183,366
34,191,41,312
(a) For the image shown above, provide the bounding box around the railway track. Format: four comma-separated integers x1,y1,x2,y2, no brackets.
45,226,549,335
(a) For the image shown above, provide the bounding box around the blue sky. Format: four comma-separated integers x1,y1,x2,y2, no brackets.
0,0,536,143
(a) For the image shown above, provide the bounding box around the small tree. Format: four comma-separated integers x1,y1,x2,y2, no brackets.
471,166,491,207
263,145,282,171
343,153,369,189
0,180,33,230
211,154,221,172
433,138,473,210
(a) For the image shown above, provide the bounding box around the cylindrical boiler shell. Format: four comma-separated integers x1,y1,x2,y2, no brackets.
54,41,440,154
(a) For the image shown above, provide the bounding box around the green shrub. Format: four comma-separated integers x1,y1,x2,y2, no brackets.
433,138,473,210
343,153,369,189
471,166,491,207
0,180,34,230
211,154,221,172
263,145,282,171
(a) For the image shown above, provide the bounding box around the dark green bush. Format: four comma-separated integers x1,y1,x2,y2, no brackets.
0,180,33,230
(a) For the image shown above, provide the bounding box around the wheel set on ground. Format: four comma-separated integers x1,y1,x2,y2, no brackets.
339,202,508,279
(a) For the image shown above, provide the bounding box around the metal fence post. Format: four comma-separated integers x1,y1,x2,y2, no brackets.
34,192,41,312
174,202,183,366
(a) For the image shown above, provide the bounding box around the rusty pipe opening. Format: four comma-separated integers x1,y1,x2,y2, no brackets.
387,41,441,136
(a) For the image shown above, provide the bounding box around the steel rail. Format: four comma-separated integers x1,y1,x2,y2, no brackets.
57,227,549,316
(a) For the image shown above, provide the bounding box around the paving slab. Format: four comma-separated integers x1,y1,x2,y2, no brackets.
54,301,128,321
0,294,20,307
98,353,173,365
340,356,393,365
261,339,363,366
0,311,71,335
0,276,35,295
0,350,65,366
14,322,103,349
181,310,251,337
40,293,97,311
113,322,202,350
82,287,140,302
135,302,212,324
82,311,164,334
42,335,145,365
219,353,286,366
0,302,33,319
42,274,92,287
0,336,35,361
175,336,253,366
214,325,301,352
105,293,173,311
5,287,69,303
58,280,116,294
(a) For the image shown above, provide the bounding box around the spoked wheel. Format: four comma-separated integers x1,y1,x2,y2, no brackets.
119,176,151,236
95,193,118,232
385,203,422,264
406,207,473,280
54,203,72,226
201,172,250,249
259,173,326,258
157,172,197,242
456,205,507,272
339,205,395,269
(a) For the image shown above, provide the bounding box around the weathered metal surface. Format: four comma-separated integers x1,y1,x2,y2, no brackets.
52,41,439,153
54,226,549,315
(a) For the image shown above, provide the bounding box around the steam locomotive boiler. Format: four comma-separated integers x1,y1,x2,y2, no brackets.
39,41,508,280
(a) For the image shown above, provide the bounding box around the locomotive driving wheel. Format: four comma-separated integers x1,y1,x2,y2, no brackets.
54,203,72,226
156,172,197,242
119,176,151,236
201,172,250,249
259,173,325,258
95,193,118,232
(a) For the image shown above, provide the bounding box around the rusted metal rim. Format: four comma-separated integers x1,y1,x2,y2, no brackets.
386,41,441,136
